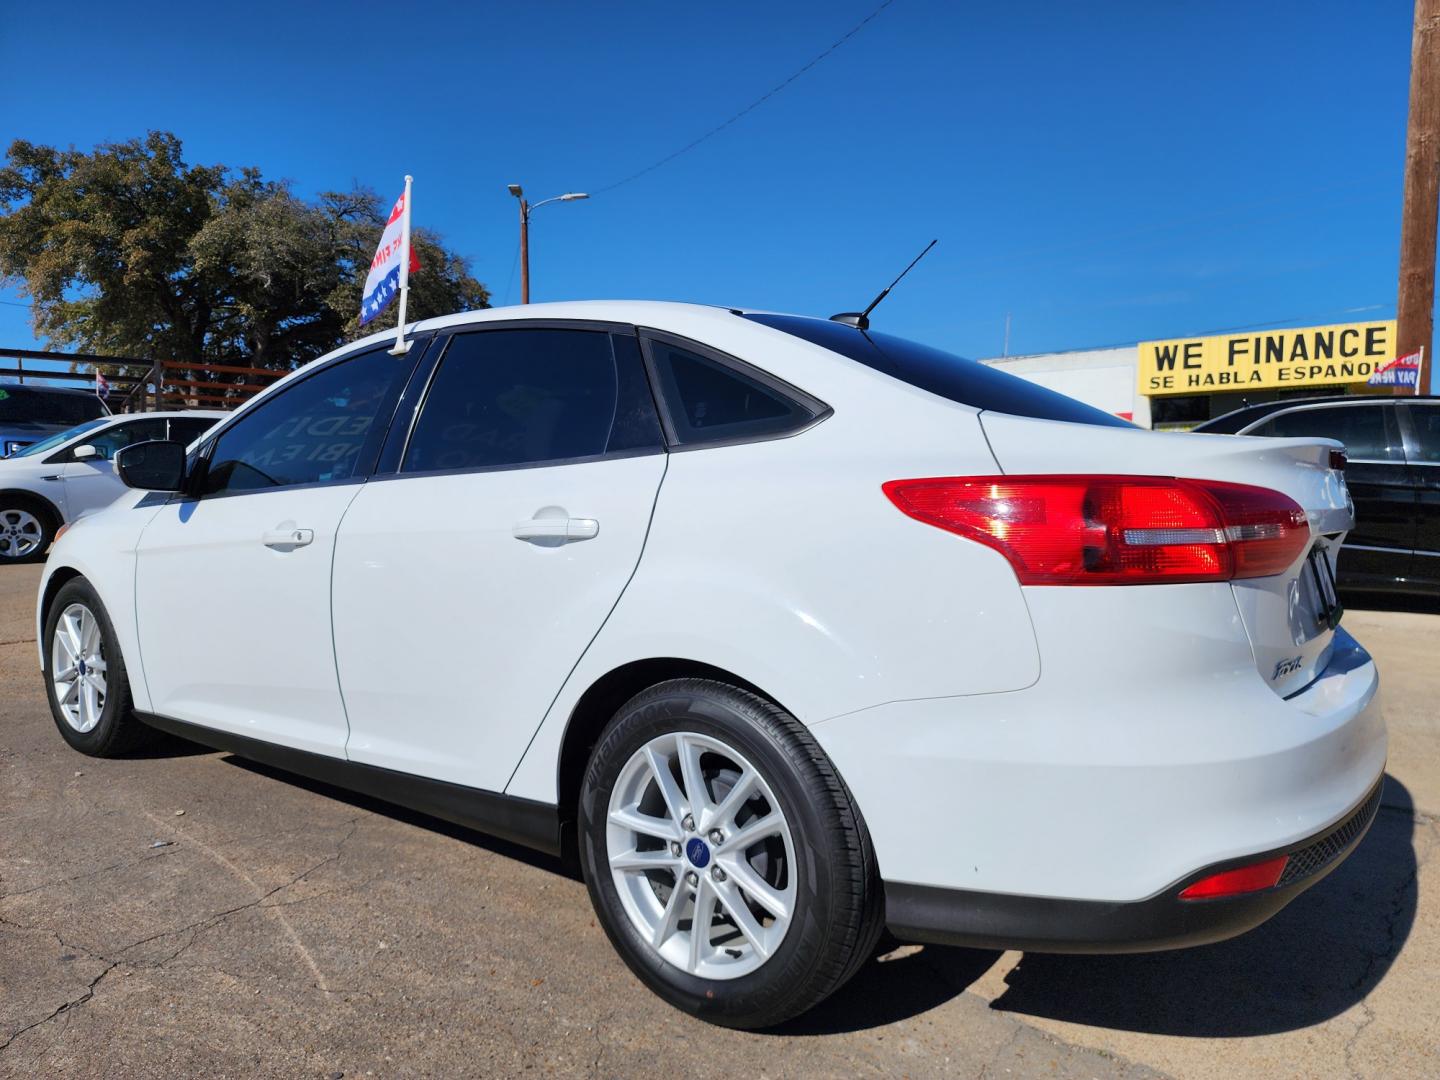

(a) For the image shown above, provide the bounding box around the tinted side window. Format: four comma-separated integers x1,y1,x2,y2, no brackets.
0,388,105,424
1248,405,1402,461
81,418,168,460
645,338,822,446
1405,404,1440,463
201,348,412,495
402,329,661,474
741,312,1133,428
167,417,220,446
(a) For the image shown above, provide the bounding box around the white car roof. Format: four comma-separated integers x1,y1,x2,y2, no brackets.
329,301,746,356
210,302,950,433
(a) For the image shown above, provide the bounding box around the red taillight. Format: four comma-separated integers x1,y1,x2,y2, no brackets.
1178,855,1288,900
882,475,1309,585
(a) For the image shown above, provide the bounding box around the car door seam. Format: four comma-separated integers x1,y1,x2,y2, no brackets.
501,453,671,795
330,482,374,760
130,498,182,713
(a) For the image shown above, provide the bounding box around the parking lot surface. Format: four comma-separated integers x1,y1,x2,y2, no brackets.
2,563,1436,1078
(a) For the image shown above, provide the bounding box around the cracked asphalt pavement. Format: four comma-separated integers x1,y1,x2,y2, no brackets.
2,564,1437,1078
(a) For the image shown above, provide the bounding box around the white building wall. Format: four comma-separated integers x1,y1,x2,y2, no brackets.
979,346,1148,428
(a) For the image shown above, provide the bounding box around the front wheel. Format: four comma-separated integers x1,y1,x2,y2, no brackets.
578,678,882,1028
43,577,148,756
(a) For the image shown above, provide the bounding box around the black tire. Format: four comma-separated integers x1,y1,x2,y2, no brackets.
42,577,148,757
578,678,883,1029
0,496,57,564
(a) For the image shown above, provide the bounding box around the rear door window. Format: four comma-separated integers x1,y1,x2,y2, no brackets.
167,417,221,446
77,417,168,460
1247,404,1403,461
1403,404,1440,463
401,329,661,474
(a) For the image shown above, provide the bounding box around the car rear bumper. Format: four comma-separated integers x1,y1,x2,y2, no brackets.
811,619,1386,913
884,776,1384,952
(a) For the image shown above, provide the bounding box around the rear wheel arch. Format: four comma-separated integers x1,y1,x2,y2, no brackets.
554,658,787,857
574,673,885,1026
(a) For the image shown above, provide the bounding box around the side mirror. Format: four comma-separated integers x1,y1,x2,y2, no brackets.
114,440,188,492
72,444,101,461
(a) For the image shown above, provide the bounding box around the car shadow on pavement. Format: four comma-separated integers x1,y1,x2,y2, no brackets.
983,774,1418,1037
221,756,578,880
771,939,1006,1035
782,775,1417,1037
175,739,1416,1041
127,729,217,758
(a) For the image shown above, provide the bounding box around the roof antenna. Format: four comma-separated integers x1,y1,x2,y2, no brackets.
830,239,938,330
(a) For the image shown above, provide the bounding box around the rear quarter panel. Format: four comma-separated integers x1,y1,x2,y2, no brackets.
505,401,1043,802
979,411,1353,696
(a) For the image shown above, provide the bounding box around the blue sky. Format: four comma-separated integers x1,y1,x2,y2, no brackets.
0,0,1417,364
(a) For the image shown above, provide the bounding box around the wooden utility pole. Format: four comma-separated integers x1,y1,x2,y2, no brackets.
1396,0,1440,395
508,184,532,304
518,195,531,305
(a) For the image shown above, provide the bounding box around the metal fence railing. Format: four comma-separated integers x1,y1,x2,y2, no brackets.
0,348,287,413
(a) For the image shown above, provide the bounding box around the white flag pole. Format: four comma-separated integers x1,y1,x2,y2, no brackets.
389,174,414,356
1417,345,1426,397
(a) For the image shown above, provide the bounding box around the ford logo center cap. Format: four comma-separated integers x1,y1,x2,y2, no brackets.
685,837,710,868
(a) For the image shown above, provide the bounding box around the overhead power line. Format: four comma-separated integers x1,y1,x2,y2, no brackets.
591,0,898,195
501,238,521,306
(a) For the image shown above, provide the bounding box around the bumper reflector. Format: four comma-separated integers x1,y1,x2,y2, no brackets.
1179,855,1289,900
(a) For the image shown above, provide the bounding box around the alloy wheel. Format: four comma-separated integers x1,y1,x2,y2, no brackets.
606,731,797,980
52,603,108,733
0,508,43,559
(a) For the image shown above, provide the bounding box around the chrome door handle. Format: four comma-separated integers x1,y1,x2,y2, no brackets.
262,527,314,549
41,475,63,482
512,517,599,543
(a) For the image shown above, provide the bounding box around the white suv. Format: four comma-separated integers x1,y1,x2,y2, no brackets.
37,303,1385,1028
0,410,222,562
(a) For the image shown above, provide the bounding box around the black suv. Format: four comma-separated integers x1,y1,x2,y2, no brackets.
1195,395,1439,596
0,385,109,458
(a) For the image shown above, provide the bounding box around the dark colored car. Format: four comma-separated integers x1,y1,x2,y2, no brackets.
1195,395,1439,595
0,385,109,458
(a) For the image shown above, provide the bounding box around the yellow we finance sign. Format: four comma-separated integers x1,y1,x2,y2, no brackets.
1138,320,1396,397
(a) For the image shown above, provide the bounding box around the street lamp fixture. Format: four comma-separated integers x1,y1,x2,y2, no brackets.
508,185,589,304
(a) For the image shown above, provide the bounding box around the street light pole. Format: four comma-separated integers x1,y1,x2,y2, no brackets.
515,191,531,304
508,185,589,304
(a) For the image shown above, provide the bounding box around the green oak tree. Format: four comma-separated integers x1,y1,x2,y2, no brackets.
0,132,488,384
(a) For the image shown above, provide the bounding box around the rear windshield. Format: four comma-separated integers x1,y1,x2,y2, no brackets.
742,313,1133,428
1192,408,1268,434
0,386,107,424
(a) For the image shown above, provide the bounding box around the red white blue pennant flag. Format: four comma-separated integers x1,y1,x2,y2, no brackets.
360,187,420,326
1367,348,1421,389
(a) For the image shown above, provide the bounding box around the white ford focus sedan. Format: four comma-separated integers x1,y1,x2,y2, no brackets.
38,302,1385,1027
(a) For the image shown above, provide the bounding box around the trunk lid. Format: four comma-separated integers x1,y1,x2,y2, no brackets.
978,411,1353,696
